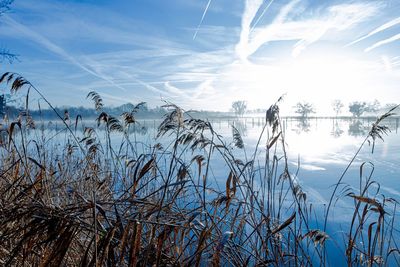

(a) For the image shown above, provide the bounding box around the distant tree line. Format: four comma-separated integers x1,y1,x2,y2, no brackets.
295,99,394,118
3,103,168,120
3,98,398,121
231,100,247,117
231,99,397,118
4,102,237,120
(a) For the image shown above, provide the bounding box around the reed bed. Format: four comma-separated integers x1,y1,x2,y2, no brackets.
0,72,399,266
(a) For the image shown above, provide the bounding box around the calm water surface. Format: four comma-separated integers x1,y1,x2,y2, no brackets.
41,117,400,219
23,117,400,265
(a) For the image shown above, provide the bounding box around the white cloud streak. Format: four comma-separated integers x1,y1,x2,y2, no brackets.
250,0,275,33
365,33,400,52
2,0,398,111
2,14,177,104
79,55,167,96
2,15,128,92
236,0,264,60
237,1,379,59
347,17,400,46
193,0,212,40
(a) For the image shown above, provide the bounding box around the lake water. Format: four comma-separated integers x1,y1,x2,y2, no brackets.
227,117,400,265
34,117,400,203
12,116,400,265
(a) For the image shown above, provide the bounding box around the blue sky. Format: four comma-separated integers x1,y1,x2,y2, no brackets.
1,0,400,114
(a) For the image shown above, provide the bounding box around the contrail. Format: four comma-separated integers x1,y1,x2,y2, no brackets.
346,17,400,47
250,0,275,33
365,33,400,52
193,0,212,40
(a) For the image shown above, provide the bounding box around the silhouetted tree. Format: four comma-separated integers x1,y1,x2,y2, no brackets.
332,99,344,117
294,102,315,118
232,100,247,117
349,102,367,117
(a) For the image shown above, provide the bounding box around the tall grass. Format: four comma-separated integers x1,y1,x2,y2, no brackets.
0,72,399,266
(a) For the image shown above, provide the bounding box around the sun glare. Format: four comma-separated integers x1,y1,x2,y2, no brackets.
222,50,383,114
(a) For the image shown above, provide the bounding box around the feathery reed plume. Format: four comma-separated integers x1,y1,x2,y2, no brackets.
87,91,104,111
0,75,398,266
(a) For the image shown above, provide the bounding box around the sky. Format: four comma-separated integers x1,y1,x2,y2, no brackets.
1,0,400,115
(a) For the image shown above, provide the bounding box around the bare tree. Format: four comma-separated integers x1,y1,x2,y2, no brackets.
349,101,366,117
332,99,344,117
231,100,247,117
294,102,315,118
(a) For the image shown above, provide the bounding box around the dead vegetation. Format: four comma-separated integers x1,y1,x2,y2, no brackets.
0,72,399,266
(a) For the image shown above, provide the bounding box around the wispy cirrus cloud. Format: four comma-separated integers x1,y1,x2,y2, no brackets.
236,0,264,60
164,79,214,102
345,15,400,53
347,17,400,47
249,0,275,33
365,33,400,52
236,1,379,59
2,15,129,92
2,0,399,112
1,12,183,104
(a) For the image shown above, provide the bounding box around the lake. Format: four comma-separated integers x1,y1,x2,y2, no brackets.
9,115,400,265
224,117,400,265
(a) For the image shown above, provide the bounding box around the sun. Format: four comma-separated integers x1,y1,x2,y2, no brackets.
219,49,384,115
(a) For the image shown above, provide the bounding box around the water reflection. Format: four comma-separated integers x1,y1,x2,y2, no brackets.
36,120,150,136
331,120,344,138
232,119,247,137
131,125,148,135
348,120,368,137
293,118,311,134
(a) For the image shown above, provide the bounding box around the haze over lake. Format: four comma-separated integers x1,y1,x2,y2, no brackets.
1,0,400,265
